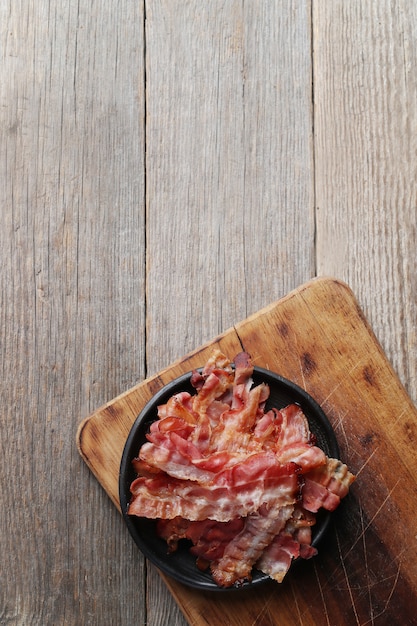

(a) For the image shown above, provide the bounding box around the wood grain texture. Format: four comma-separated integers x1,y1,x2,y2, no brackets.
314,0,417,405
2,0,417,624
144,3,314,621
0,1,146,625
145,0,315,375
78,277,417,625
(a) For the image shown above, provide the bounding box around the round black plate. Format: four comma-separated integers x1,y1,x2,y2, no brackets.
119,367,340,591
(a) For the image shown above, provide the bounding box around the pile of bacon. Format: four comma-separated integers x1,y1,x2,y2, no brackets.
128,351,355,587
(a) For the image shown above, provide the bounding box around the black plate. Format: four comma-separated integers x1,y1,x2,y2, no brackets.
119,366,340,591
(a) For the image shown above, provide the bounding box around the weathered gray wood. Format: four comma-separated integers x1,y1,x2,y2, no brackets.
145,3,314,621
314,0,417,404
145,0,315,375
0,1,146,625
3,0,417,624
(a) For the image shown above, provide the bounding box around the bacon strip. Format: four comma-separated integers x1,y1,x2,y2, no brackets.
127,351,355,587
302,458,354,513
157,517,245,566
128,455,299,522
211,503,295,587
257,505,317,582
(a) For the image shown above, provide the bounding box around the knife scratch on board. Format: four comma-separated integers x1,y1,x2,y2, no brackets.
360,560,402,626
391,406,408,427
336,528,361,626
345,479,400,558
313,560,331,626
289,579,305,626
353,448,378,478
320,379,345,405
331,409,351,454
360,503,375,626
250,590,276,626
298,354,307,390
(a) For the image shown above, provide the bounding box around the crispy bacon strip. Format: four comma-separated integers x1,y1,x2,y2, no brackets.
157,517,245,567
211,503,295,587
257,533,303,583
128,456,299,522
127,351,355,588
302,458,354,513
257,506,317,582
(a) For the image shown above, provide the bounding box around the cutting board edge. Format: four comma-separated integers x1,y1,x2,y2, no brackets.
75,276,349,453
73,275,417,626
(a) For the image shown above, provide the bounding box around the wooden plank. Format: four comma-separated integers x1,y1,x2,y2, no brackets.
145,0,315,373
145,3,314,617
77,277,417,625
6,1,416,625
314,0,417,405
0,2,146,624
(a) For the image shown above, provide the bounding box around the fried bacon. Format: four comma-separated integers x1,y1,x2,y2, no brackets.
302,457,354,513
128,351,355,587
256,505,317,582
157,517,245,568
211,503,295,587
129,455,299,522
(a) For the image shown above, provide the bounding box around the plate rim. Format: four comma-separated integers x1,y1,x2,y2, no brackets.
119,366,340,591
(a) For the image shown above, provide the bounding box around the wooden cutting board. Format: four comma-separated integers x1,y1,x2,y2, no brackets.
76,277,417,624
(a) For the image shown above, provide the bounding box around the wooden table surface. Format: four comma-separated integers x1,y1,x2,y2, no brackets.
1,2,416,625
